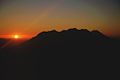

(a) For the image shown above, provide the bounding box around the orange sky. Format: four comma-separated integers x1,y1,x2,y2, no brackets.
0,0,120,38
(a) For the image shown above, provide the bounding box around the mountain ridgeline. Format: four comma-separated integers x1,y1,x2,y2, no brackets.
13,28,120,54
0,29,120,80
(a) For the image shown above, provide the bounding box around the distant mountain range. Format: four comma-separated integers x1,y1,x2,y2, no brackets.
0,28,120,80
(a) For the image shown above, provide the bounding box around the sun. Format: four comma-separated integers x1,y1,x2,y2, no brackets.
14,34,19,39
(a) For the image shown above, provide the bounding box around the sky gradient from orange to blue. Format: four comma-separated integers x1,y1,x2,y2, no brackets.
0,0,120,38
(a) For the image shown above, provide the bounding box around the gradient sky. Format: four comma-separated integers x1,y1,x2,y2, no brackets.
0,0,120,37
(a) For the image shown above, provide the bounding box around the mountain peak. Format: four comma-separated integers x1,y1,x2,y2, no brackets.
34,28,105,39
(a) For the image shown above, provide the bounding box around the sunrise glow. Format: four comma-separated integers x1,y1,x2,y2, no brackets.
14,35,19,39
14,34,20,39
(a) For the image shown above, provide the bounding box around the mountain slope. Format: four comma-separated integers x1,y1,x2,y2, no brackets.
0,29,120,80
20,28,116,52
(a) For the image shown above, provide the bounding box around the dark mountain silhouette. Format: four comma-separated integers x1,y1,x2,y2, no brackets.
0,38,9,47
0,28,120,80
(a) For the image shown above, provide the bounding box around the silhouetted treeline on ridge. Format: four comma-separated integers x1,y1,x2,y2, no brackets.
0,28,120,80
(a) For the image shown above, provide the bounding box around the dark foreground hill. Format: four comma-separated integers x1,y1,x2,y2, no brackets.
0,29,120,80
0,38,10,47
